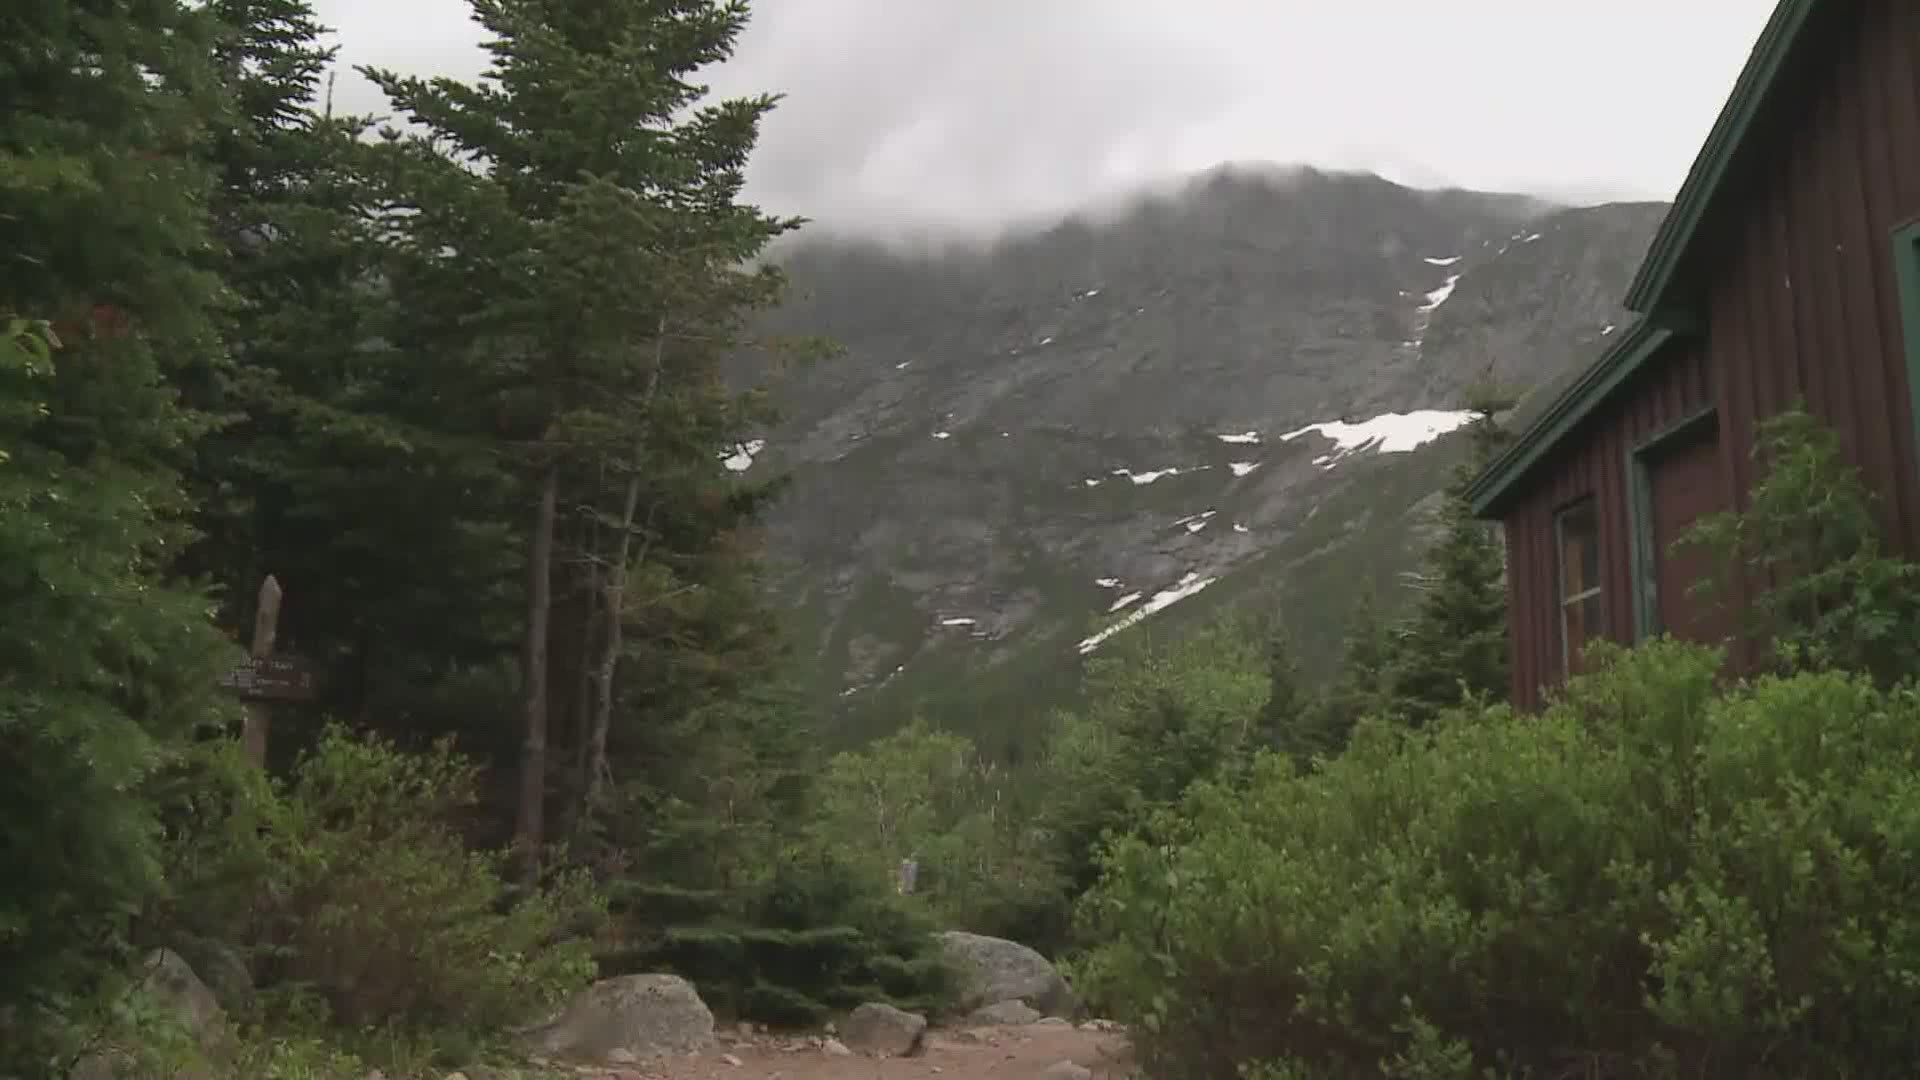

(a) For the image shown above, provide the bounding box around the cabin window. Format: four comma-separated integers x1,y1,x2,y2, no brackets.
1556,498,1603,674
1896,222,1920,471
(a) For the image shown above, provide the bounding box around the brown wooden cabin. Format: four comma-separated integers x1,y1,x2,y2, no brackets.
1466,0,1920,710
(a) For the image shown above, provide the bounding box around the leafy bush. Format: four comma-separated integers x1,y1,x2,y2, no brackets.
1075,640,1920,1079
602,847,952,1027
255,727,603,1030
149,728,602,1040
1682,405,1920,684
808,718,1071,949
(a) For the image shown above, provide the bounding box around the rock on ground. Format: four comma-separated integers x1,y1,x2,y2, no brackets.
70,949,232,1079
840,1003,927,1058
1044,1061,1093,1080
966,1000,1042,1026
938,931,1078,1018
522,973,714,1064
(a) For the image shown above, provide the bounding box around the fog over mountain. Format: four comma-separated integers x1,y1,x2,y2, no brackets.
312,0,1773,233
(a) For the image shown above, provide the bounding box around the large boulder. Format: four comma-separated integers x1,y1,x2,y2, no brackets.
840,1003,927,1058
937,931,1078,1018
521,974,714,1064
70,949,230,1079
967,1000,1043,1026
171,937,254,1017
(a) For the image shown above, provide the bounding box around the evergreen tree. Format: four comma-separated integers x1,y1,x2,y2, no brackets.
180,0,525,769
1388,388,1514,727
0,0,238,1050
1315,582,1397,750
362,0,799,875
1252,610,1330,764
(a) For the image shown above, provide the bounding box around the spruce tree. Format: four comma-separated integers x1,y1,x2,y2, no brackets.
0,0,238,1051
363,0,799,875
1313,583,1397,754
1389,388,1514,727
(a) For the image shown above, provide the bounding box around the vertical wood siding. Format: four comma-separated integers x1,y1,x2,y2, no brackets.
1499,0,1920,709
1503,343,1716,709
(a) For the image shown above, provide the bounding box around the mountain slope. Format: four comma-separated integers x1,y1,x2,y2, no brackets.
733,165,1665,753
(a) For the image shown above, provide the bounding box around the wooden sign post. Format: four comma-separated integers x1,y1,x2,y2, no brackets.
213,575,319,767
243,575,280,768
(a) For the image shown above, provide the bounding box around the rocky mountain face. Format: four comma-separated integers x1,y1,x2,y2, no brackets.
733,165,1665,754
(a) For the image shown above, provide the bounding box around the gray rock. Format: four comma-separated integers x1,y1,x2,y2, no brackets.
172,938,254,1017
522,973,713,1064
966,1000,1042,1026
140,949,228,1049
822,1038,854,1057
938,931,1078,1018
68,950,230,1079
840,1002,927,1058
1044,1061,1093,1080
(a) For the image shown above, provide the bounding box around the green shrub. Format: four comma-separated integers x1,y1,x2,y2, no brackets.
254,727,603,1031
604,847,952,1026
148,727,602,1044
1075,640,1920,1079
1682,405,1920,684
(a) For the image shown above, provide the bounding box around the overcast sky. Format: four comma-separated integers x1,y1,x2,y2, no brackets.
309,1,1778,234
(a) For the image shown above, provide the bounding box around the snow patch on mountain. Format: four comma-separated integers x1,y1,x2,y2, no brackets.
1418,274,1462,315
721,439,766,472
1282,409,1476,469
1079,572,1219,654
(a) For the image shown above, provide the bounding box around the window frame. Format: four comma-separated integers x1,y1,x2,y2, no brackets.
1624,406,1719,642
1554,496,1603,676
1894,221,1920,473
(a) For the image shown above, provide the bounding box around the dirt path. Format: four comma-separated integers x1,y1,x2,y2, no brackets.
560,1022,1135,1080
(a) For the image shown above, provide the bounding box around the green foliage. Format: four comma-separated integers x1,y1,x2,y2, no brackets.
1308,584,1398,755
256,728,602,1030
1387,406,1510,727
1045,618,1270,899
809,719,1069,947
1680,405,1920,684
603,848,953,1027
149,729,602,1041
0,1,243,1064
1076,639,1920,1078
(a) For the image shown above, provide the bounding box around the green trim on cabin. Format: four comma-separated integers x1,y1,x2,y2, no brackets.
1624,406,1719,642
1466,321,1680,518
1894,221,1920,476
1470,0,1830,525
1623,0,1823,315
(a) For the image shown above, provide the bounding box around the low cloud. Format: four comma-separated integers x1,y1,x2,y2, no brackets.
313,0,1775,234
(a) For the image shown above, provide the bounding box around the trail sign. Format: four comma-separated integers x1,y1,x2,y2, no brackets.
218,653,319,702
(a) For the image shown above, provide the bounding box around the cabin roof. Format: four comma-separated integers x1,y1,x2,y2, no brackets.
1468,0,1824,519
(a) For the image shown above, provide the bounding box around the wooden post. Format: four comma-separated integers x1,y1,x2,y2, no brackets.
243,574,282,768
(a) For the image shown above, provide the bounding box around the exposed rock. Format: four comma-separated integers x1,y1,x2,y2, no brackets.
171,939,254,1017
69,949,231,1079
1043,1061,1093,1080
938,931,1078,1017
1079,1019,1126,1034
966,1000,1042,1026
822,1038,854,1057
841,1002,928,1058
521,974,714,1064
743,179,1668,741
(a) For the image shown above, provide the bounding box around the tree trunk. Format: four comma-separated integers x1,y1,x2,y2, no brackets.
515,461,559,885
587,470,639,813
583,319,667,820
